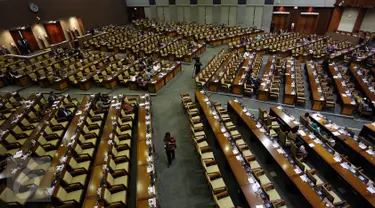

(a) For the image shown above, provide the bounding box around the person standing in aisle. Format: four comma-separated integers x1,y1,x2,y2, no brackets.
164,132,177,168
193,57,202,78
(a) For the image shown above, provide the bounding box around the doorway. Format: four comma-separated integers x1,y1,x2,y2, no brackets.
127,7,146,22
296,13,319,34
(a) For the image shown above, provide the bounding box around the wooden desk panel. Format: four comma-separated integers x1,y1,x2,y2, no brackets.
257,56,273,101
305,62,325,111
310,113,375,168
32,96,90,201
228,100,327,208
283,58,296,105
328,64,356,115
196,92,264,207
359,123,375,145
349,66,375,106
271,107,375,207
232,56,253,95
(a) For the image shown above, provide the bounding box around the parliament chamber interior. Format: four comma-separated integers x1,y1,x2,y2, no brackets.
1,0,375,207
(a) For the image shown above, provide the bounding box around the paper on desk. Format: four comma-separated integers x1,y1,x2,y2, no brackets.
340,162,349,169
334,155,342,162
367,186,375,194
298,130,306,136
309,134,316,139
294,168,302,175
300,174,308,182
309,143,315,147
272,142,279,148
359,143,367,149
277,148,285,154
255,205,264,208
332,131,340,136
366,149,374,156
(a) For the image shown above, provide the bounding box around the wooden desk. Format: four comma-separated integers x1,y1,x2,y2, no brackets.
310,113,375,168
284,58,296,104
271,107,375,207
0,94,42,133
359,123,375,145
227,100,328,208
305,62,325,111
148,63,181,93
257,56,273,101
195,92,265,207
32,96,91,202
83,166,103,208
232,56,254,95
208,53,233,92
348,66,375,107
328,63,356,115
136,95,157,207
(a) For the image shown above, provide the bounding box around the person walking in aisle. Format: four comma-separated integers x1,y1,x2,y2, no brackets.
164,132,177,168
192,57,202,78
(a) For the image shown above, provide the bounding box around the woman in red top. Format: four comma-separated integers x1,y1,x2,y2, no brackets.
164,132,176,167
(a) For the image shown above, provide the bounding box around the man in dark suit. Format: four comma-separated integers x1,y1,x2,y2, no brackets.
57,105,74,121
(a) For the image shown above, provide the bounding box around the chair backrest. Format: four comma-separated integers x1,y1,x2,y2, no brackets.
62,171,73,184
106,172,114,186
35,145,46,156
290,142,297,158
103,188,112,203
321,186,334,203
294,157,305,172
69,157,78,168
279,131,287,145
56,186,67,201
306,170,317,185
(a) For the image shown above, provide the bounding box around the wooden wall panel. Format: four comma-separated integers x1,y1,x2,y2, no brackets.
328,7,343,32
353,8,365,33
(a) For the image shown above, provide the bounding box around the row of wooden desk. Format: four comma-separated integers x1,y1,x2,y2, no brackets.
305,61,325,111
208,31,263,47
269,106,375,207
136,95,157,208
231,54,255,95
195,91,269,208
348,65,375,108
128,62,181,93
328,63,356,115
257,56,274,101
283,58,296,105
228,101,329,208
32,96,92,203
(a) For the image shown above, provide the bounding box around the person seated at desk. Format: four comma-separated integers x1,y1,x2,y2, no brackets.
287,126,299,142
311,122,320,134
296,140,308,158
256,34,264,41
303,113,312,124
144,68,154,80
48,91,57,106
136,74,147,88
96,98,110,112
57,105,74,121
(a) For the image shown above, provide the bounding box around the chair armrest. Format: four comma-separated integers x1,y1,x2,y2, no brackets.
204,159,216,166
42,143,58,151
56,117,70,122
70,168,88,176
76,155,91,162
51,125,64,131
200,146,212,153
4,142,21,149
119,125,131,131
114,156,128,163
117,134,130,140
83,133,97,139
87,124,100,130
262,183,274,190
90,116,102,121
107,201,126,208
109,185,126,193
112,171,126,177
264,183,275,191
65,183,84,192
81,143,95,149
216,190,229,199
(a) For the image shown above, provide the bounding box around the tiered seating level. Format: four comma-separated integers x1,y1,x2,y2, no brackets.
0,94,139,207
84,96,137,207
207,52,243,92
136,94,157,207
195,91,286,208
228,100,334,208
231,52,256,95
195,49,226,88
257,56,280,101
305,61,326,111
269,106,375,207
0,94,81,207
243,55,263,97
328,62,356,115
180,93,235,207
